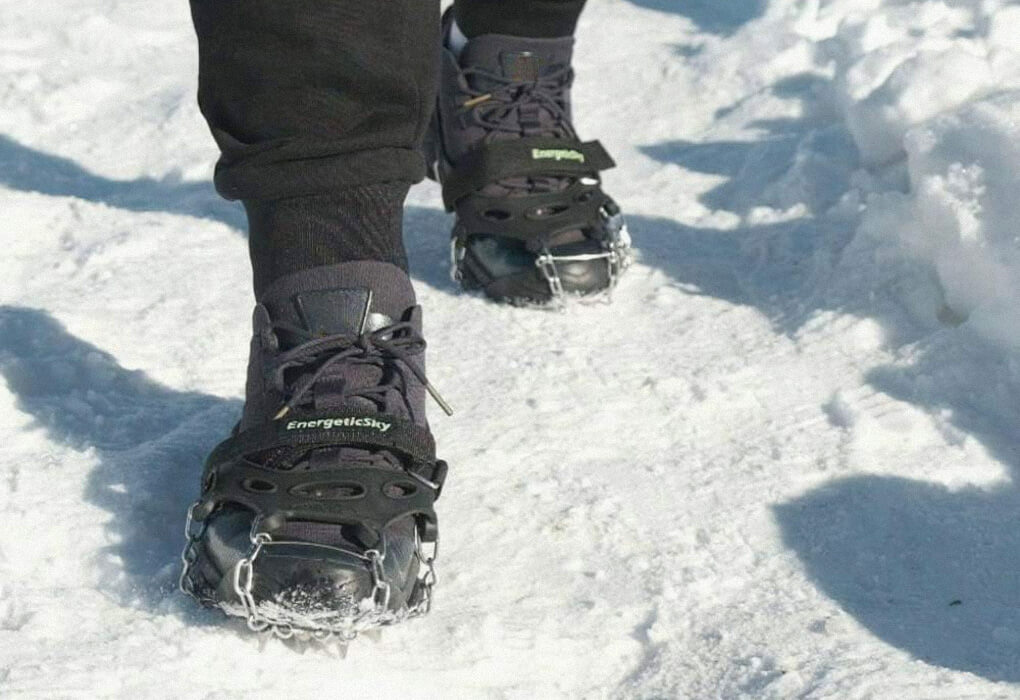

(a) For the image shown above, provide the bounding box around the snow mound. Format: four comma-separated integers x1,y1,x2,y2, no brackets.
869,94,1020,347
821,0,1020,347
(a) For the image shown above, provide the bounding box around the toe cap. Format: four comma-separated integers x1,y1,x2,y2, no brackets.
193,505,419,617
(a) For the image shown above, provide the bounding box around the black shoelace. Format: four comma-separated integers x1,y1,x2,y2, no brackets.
269,319,452,422
458,63,592,235
459,64,578,142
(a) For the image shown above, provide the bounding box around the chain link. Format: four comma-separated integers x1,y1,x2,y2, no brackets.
233,526,272,632
414,536,439,616
450,239,466,283
179,501,213,604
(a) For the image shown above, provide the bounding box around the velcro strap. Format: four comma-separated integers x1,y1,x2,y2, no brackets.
442,138,615,209
206,412,436,470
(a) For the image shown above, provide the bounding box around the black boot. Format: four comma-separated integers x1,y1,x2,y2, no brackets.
427,11,631,306
180,261,449,640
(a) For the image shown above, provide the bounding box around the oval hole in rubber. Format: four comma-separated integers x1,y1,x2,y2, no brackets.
242,478,277,494
530,204,570,219
483,208,512,221
383,481,418,499
289,481,366,500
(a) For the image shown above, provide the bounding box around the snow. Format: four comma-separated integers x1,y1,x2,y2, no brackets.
3,0,1020,697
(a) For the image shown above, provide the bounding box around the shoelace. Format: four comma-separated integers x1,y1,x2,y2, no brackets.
269,319,453,421
459,64,578,142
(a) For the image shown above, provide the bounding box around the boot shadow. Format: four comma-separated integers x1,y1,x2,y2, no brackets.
0,306,240,620
0,134,244,231
775,332,1020,681
622,0,765,36
776,477,1020,680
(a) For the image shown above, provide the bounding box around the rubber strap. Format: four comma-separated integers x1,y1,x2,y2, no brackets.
442,138,615,210
205,411,436,471
196,463,441,541
453,180,609,245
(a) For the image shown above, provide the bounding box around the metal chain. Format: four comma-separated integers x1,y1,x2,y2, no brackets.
412,536,439,616
532,204,633,308
179,504,440,642
450,239,466,283
449,200,632,308
179,501,215,605
233,525,273,633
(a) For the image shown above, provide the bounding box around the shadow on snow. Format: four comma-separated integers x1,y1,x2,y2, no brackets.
0,306,236,624
622,0,766,36
0,134,246,231
774,327,1020,681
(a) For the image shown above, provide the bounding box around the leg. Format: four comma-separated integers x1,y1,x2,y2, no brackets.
189,0,439,295
454,0,587,39
181,0,451,639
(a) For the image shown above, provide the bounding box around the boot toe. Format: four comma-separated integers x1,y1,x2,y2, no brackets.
193,506,419,625
464,234,615,301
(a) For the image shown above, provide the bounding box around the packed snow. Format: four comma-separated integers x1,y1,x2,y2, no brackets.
3,0,1020,697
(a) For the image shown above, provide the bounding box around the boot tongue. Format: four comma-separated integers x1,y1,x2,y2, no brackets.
258,261,417,349
262,288,392,351
294,288,373,336
272,288,394,347
460,34,574,83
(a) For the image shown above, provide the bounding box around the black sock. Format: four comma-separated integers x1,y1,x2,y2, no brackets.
244,184,409,299
453,0,587,39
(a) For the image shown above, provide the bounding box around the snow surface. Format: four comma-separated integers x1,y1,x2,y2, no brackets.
3,0,1020,697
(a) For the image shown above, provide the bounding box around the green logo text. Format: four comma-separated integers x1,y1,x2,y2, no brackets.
286,417,392,433
531,148,585,163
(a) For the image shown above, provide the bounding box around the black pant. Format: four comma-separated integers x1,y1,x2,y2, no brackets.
189,0,586,293
191,0,586,199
